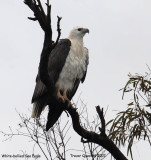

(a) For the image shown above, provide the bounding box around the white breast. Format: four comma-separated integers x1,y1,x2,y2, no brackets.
56,39,88,92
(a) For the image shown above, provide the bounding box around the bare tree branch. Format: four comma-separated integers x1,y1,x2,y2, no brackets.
66,105,128,160
24,0,128,159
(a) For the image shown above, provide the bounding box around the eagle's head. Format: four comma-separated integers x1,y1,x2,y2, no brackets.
68,27,89,39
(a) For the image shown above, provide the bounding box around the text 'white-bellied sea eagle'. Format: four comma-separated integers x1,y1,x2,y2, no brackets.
31,27,89,131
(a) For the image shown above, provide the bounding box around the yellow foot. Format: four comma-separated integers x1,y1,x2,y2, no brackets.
56,89,72,106
63,92,72,107
57,90,65,102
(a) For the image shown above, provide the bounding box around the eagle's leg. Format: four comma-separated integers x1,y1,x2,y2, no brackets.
56,89,65,102
63,91,71,106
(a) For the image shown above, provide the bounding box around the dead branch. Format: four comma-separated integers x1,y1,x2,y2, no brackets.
24,0,128,160
66,105,128,160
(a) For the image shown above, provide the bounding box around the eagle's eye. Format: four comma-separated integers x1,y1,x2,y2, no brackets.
78,28,82,31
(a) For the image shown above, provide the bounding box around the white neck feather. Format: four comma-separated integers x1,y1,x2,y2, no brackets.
68,37,84,57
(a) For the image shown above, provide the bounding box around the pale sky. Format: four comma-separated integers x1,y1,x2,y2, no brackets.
0,0,151,159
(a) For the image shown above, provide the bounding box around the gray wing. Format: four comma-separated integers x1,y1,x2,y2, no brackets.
31,75,47,103
31,39,71,118
48,39,72,84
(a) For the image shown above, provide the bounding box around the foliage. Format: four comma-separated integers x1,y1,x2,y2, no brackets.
107,70,151,159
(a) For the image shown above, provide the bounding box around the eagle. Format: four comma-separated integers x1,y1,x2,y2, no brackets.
31,27,89,131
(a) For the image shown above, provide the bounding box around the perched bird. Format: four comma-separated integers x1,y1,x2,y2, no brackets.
31,27,89,131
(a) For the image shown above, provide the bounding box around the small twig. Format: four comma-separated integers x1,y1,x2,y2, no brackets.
96,106,105,135
56,16,62,43
52,16,62,49
28,17,37,21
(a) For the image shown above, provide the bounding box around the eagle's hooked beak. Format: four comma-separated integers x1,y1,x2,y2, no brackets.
82,29,89,38
85,28,89,34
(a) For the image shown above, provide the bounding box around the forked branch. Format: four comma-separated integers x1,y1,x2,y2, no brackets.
66,105,128,160
24,0,60,91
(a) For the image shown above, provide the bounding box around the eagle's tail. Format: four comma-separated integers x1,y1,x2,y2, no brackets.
32,99,64,131
31,102,46,118
46,105,64,131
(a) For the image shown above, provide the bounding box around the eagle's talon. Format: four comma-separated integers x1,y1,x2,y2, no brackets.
58,96,65,103
65,100,71,107
67,101,72,107
64,100,69,105
64,100,71,108
57,90,65,102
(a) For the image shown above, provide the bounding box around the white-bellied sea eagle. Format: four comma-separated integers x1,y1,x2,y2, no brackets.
31,27,89,131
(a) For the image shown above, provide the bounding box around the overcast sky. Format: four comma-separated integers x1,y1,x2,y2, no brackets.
0,0,151,159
